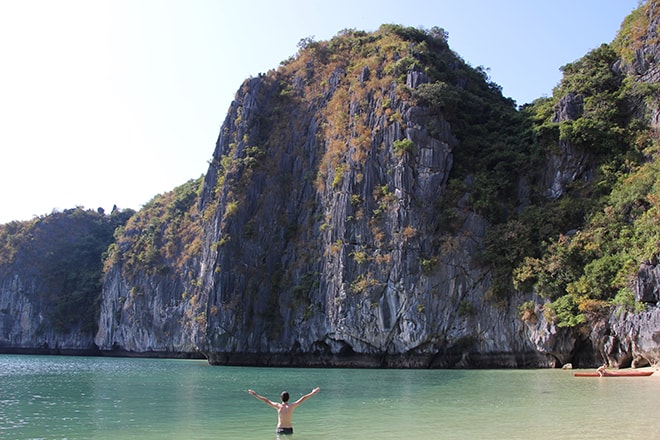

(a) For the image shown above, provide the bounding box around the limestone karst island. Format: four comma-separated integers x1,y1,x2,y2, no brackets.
2,2,660,369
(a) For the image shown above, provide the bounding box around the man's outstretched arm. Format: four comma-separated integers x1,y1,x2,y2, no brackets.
291,387,320,406
248,389,278,409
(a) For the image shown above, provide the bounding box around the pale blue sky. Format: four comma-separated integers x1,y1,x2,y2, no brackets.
0,0,639,223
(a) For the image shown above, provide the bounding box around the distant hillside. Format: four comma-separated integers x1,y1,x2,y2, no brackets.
0,207,132,352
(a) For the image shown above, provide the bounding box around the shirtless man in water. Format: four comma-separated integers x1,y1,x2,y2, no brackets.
248,387,320,435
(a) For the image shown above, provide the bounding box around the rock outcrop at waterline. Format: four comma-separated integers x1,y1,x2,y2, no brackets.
0,274,96,354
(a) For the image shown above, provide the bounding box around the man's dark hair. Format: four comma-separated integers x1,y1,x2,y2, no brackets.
281,391,290,402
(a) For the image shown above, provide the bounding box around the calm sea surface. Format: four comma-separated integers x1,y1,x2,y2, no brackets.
1,355,659,440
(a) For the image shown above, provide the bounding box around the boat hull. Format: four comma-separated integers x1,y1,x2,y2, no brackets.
574,370,654,377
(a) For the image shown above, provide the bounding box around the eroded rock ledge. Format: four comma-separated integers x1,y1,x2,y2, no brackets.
206,350,552,369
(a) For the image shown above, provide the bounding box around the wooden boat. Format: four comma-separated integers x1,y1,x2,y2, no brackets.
574,369,654,377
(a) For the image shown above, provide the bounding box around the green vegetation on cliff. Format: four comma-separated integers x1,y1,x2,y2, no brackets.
498,1,660,326
104,177,203,283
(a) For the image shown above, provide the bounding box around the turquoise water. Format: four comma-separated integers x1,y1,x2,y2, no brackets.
1,355,659,439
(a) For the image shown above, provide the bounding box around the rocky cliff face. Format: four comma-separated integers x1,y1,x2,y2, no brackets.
615,0,660,129
94,264,204,356
195,14,660,368
94,180,206,356
543,93,594,200
195,29,553,367
0,274,96,352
